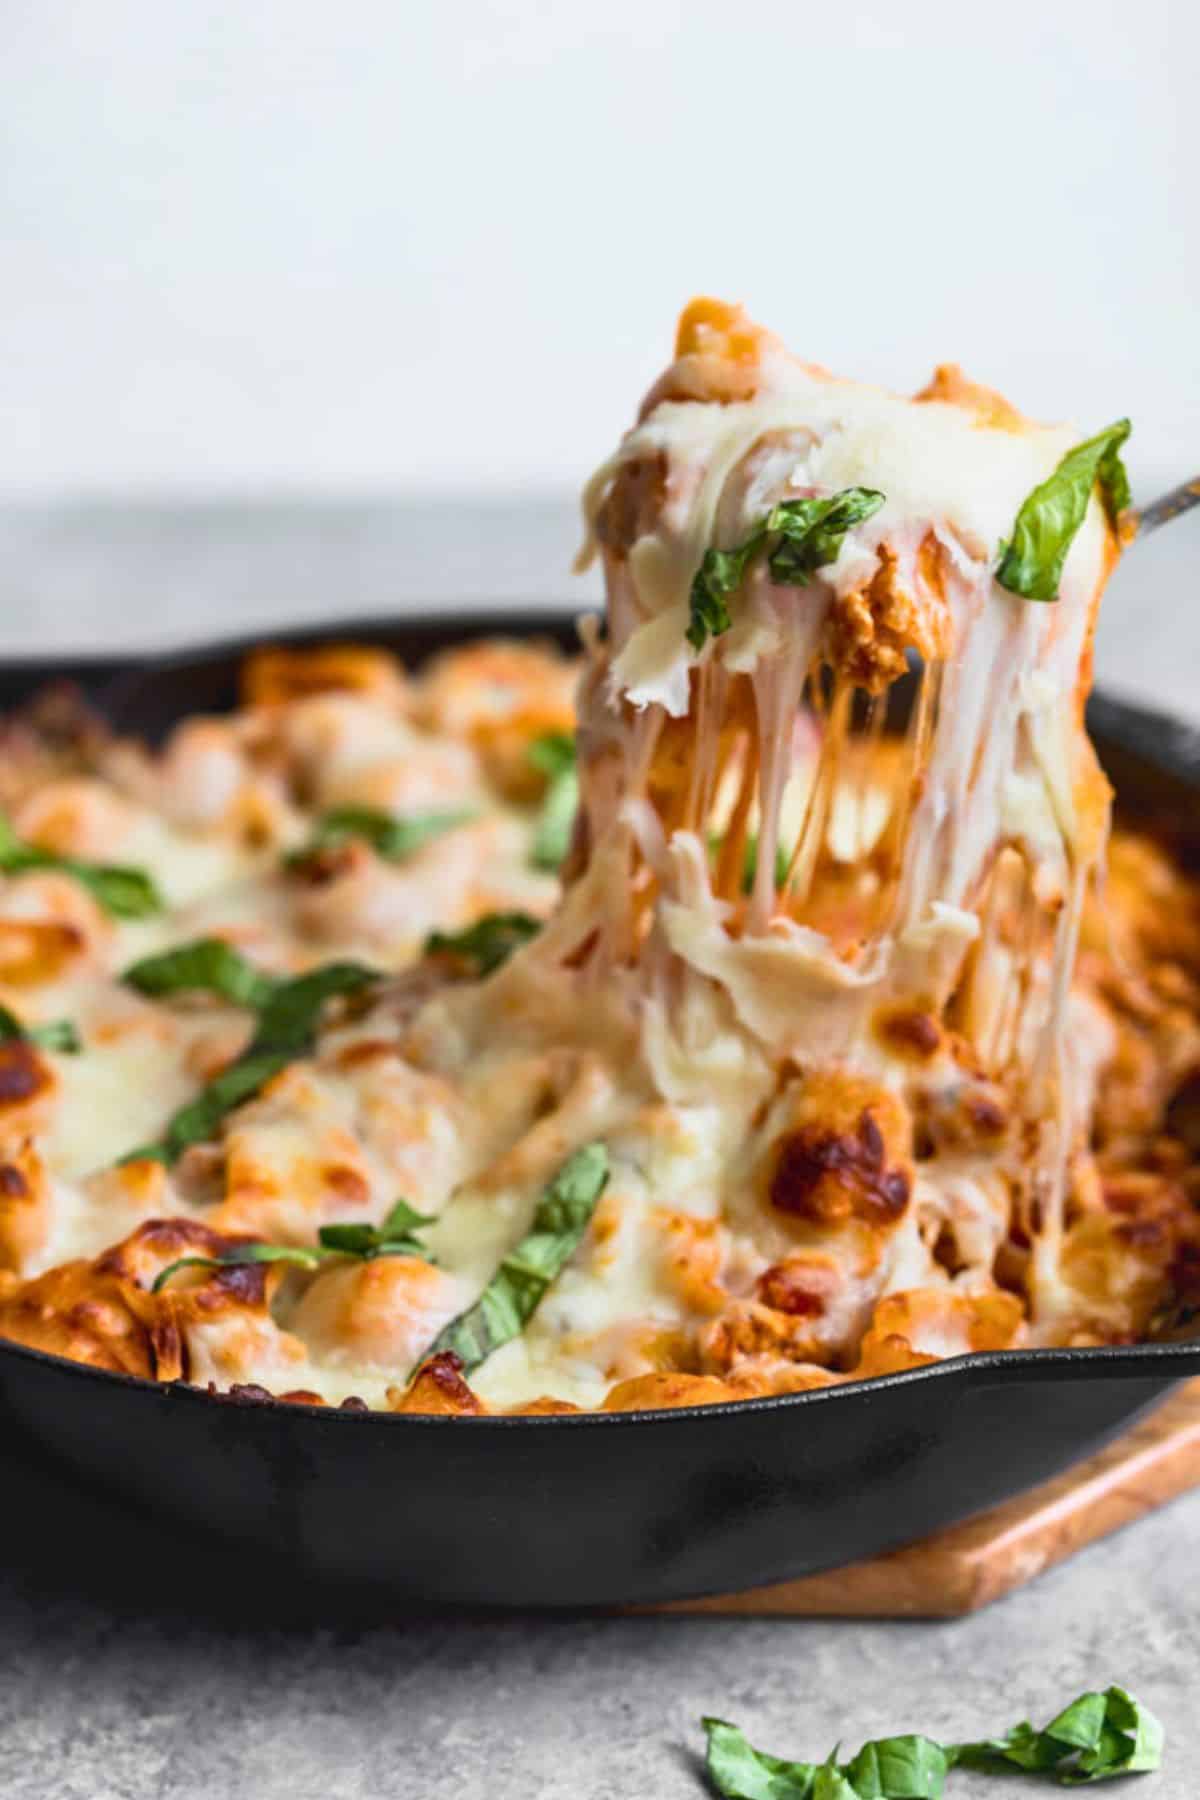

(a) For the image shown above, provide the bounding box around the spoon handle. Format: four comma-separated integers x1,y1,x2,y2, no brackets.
1132,476,1200,538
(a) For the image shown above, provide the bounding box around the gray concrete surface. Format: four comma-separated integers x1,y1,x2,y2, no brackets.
0,499,1198,1799
0,1473,1196,1800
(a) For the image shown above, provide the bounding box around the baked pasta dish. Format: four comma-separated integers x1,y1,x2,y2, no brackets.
1,300,1198,1418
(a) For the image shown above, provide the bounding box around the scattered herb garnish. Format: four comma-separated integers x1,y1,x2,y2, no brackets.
423,1142,609,1374
527,732,579,870
121,944,379,1163
704,1685,1163,1796
0,1004,81,1055
151,1241,325,1293
316,1197,435,1259
995,420,1132,602
124,938,277,1011
285,806,477,870
0,813,162,918
425,911,542,977
687,488,886,651
152,1198,436,1293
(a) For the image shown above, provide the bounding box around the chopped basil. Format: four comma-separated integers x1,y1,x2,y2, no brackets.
151,1198,436,1293
0,813,162,919
251,961,379,1056
124,938,277,1011
422,1142,609,1374
0,1004,81,1055
285,806,477,869
152,1243,324,1293
528,732,579,871
121,953,379,1163
687,488,886,651
316,1197,436,1259
425,910,542,977
995,420,1131,601
952,1686,1163,1784
704,1686,1163,1796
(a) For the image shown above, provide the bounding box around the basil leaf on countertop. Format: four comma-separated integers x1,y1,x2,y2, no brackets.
0,813,163,919
0,1004,82,1055
422,1142,609,1375
425,910,542,977
995,420,1131,602
703,1686,1163,1796
528,732,579,871
951,1685,1163,1784
704,1721,952,1800
121,955,379,1164
285,805,477,869
152,1199,437,1293
688,488,886,651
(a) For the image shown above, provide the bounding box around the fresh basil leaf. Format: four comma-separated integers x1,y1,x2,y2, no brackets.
995,420,1131,602
528,733,579,871
123,959,379,1163
153,1201,438,1294
252,961,377,1054
151,1242,324,1294
764,490,887,587
317,1201,435,1260
814,1764,861,1800
704,1722,949,1800
425,911,542,977
0,813,163,919
687,488,886,651
704,1688,1161,1797
148,1047,294,1163
843,1736,949,1797
286,806,476,869
423,1142,609,1374
123,938,277,1011
951,1685,1163,1784
526,731,576,780
704,1718,821,1798
0,1003,81,1055
380,1197,436,1238
688,537,767,651
316,1222,381,1256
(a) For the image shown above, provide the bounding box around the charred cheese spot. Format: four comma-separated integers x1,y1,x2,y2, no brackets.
770,1106,911,1228
0,1042,53,1112
0,1141,48,1270
873,1003,943,1061
754,1253,840,1318
388,1351,485,1416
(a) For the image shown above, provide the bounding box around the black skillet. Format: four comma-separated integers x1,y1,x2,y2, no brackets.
1,610,1199,1612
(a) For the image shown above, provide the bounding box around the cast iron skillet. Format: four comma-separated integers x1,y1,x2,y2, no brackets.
2,609,1200,1613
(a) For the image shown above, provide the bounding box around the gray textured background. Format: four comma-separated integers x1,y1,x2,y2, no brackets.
0,499,1198,1799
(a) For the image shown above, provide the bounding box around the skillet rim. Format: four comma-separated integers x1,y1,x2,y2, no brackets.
3,607,1200,1429
4,1311,1199,1431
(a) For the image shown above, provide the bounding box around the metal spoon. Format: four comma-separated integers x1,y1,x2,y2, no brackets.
1131,476,1200,539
